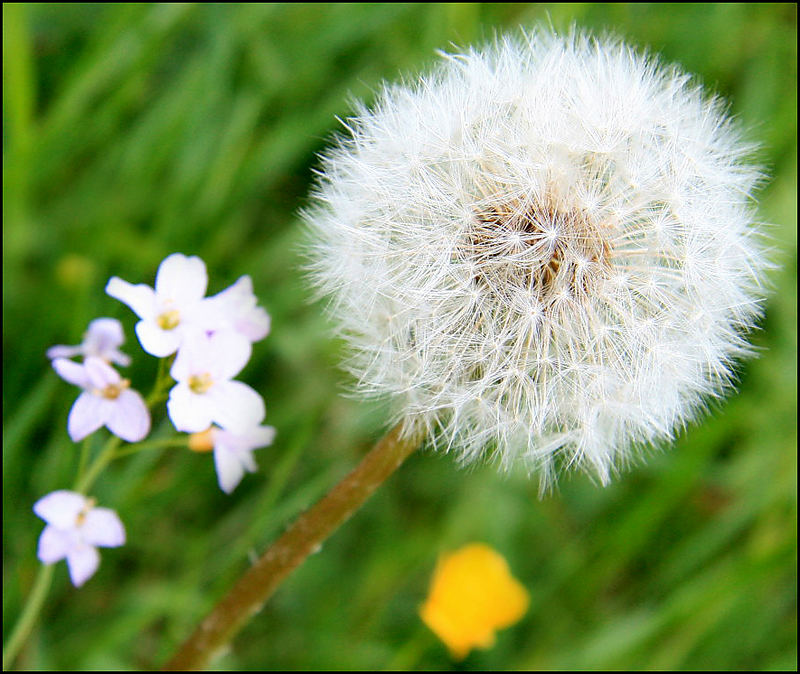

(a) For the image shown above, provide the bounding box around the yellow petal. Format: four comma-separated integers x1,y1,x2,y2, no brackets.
419,542,529,660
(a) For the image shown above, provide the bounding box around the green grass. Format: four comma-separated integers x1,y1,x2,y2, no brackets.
3,3,796,670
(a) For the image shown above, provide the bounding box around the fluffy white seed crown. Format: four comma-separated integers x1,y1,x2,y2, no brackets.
304,30,769,488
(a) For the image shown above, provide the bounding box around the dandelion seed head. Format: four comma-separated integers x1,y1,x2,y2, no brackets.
304,29,770,489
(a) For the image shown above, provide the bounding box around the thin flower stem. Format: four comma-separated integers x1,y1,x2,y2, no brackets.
162,421,422,671
5,356,180,669
147,356,174,407
74,435,122,494
2,564,54,669
75,358,178,492
76,436,91,482
113,436,188,458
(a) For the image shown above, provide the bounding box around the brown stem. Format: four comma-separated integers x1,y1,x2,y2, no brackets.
163,422,421,670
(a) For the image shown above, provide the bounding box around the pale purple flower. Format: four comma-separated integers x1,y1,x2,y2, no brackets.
205,275,271,342
34,490,125,587
106,253,214,357
46,318,131,366
53,356,150,443
191,424,276,493
167,331,263,433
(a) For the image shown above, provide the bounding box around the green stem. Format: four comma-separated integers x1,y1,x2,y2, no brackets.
4,356,179,669
2,564,54,669
162,422,422,670
113,436,188,458
147,356,174,406
76,436,91,483
74,435,122,494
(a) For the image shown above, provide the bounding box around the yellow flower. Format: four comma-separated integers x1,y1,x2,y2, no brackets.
419,543,529,660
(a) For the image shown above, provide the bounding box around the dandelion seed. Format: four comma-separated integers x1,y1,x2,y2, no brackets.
304,30,770,488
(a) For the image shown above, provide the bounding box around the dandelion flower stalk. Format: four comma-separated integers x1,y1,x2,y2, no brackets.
163,422,421,671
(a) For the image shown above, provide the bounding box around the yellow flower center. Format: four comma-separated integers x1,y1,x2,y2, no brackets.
75,498,97,526
157,309,181,330
99,379,130,400
189,373,214,394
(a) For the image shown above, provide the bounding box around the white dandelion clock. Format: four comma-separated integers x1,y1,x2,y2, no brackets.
303,30,770,488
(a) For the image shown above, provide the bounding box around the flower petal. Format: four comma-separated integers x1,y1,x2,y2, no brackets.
84,357,121,390
207,380,265,432
67,392,109,442
52,358,91,389
85,317,125,350
211,275,253,305
82,507,126,548
239,424,276,450
239,448,258,473
207,330,252,381
106,389,150,442
419,543,530,660
109,350,132,367
167,384,215,432
106,277,156,320
238,306,271,342
135,320,183,357
85,318,131,365
214,430,261,472
37,525,72,564
155,253,208,306
206,276,270,342
168,331,206,383
66,544,100,587
33,490,86,528
46,344,83,360
213,445,246,494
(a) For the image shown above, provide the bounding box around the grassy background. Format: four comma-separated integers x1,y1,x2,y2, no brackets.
3,3,796,670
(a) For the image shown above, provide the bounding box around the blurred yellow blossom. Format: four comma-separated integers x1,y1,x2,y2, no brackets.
419,542,529,659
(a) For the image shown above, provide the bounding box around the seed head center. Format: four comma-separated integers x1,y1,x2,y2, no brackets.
464,198,610,303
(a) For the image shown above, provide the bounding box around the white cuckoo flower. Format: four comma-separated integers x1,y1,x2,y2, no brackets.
106,253,212,357
205,275,271,343
189,424,276,494
34,490,125,587
304,30,770,488
52,357,150,443
47,318,131,366
167,331,263,433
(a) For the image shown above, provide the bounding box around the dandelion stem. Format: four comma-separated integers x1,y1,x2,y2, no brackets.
162,421,421,670
2,564,54,670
